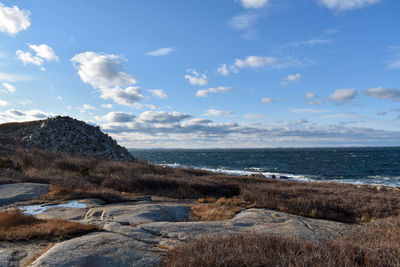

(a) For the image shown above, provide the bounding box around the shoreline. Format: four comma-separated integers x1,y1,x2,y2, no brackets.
156,162,400,189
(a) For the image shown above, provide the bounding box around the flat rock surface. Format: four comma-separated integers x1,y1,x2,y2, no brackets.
29,232,160,267
84,202,191,226
0,183,49,206
35,207,88,221
140,208,351,242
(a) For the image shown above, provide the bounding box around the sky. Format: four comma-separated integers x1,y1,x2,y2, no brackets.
0,0,399,148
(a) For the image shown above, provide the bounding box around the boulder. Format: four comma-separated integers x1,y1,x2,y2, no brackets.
30,232,160,267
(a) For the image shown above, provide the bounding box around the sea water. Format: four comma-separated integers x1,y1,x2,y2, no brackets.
131,147,400,187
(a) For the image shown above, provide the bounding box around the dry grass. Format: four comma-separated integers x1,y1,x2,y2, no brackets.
163,215,400,267
0,209,98,241
239,179,400,223
191,197,251,221
41,184,128,203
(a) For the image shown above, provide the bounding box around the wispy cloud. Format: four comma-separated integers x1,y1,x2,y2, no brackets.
196,86,233,98
284,39,333,48
148,89,168,99
305,92,322,105
364,87,400,102
317,0,381,11
281,73,301,85
0,72,34,82
146,47,175,56
237,0,269,9
205,108,233,117
261,97,274,103
1,83,16,94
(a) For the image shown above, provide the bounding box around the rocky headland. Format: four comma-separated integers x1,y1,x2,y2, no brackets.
0,116,133,161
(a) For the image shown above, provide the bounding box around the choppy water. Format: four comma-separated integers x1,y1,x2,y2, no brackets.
131,147,400,187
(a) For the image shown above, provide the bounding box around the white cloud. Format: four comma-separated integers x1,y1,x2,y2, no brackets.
329,88,357,103
196,86,233,98
317,0,381,11
305,92,322,105
137,111,191,124
217,64,230,76
282,73,301,85
0,99,8,106
79,104,96,113
71,52,144,107
220,56,310,75
364,87,400,102
0,109,50,122
235,56,278,68
16,44,58,68
99,110,400,148
71,52,137,89
0,3,30,36
16,50,43,66
205,108,232,117
184,69,208,86
102,104,113,109
146,47,175,56
97,111,136,123
238,0,269,9
261,98,274,103
53,95,62,101
99,86,144,107
1,83,16,93
29,44,59,61
149,89,168,99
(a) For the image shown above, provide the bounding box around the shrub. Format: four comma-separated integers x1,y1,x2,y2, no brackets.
0,209,98,241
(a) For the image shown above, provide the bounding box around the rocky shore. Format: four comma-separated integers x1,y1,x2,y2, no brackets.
0,183,353,267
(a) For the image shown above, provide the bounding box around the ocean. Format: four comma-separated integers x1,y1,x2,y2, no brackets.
130,147,400,188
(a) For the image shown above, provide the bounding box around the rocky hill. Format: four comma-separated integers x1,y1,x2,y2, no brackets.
0,116,134,161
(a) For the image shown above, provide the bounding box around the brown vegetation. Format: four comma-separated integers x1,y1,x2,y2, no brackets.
0,209,98,241
1,147,400,224
191,197,251,221
163,215,400,267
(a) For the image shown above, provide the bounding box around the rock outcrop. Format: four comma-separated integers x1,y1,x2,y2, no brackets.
12,116,133,161
0,183,49,206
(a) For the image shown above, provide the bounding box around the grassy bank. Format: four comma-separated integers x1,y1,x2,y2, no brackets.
164,215,400,267
0,209,97,241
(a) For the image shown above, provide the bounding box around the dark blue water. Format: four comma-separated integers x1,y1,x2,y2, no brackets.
130,147,400,187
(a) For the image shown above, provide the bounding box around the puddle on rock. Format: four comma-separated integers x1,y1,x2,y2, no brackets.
19,201,87,215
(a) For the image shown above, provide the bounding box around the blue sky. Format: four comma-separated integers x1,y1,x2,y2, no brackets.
0,0,399,148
